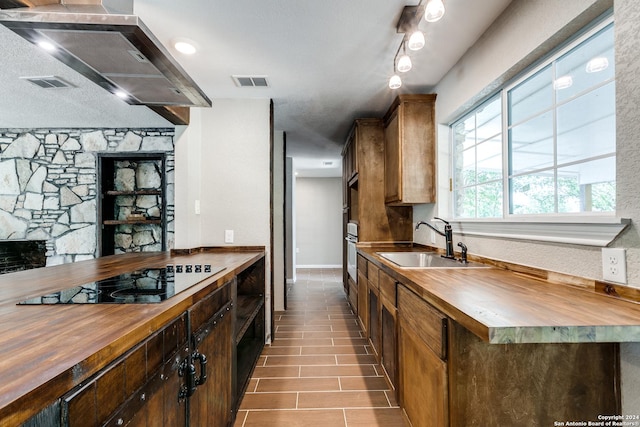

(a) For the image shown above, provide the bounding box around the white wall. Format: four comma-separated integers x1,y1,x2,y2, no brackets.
414,0,639,414
295,177,342,268
174,99,272,338
273,131,285,311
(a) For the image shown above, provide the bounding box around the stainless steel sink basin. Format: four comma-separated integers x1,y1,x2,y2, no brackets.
377,252,490,269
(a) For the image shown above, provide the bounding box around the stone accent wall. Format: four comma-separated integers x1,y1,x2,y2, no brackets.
0,129,175,266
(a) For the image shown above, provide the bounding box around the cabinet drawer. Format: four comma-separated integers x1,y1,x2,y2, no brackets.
357,254,368,278
398,285,447,360
367,262,379,288
379,270,396,306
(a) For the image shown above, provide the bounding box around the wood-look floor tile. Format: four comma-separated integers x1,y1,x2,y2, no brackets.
297,391,391,409
273,332,304,339
336,354,377,365
300,345,368,355
339,376,390,391
385,390,399,407
256,377,340,392
262,346,301,356
252,366,300,378
233,410,247,427
333,338,369,346
264,355,337,366
242,409,346,426
331,323,365,331
246,378,258,393
277,325,333,332
303,331,363,339
270,338,333,347
344,408,410,426
299,365,378,378
239,392,298,410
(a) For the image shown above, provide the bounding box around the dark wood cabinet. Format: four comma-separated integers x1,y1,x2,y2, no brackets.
233,257,266,411
189,281,234,426
48,257,267,427
383,94,437,205
62,313,189,427
97,153,167,256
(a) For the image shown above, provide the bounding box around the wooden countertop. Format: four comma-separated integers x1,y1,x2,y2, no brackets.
0,249,264,426
358,246,640,345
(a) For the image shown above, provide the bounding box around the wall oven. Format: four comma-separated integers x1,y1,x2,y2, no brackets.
346,222,358,283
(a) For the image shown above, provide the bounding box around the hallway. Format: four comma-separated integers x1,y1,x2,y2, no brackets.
234,268,409,426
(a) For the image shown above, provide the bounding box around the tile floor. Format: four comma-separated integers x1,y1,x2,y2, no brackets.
234,268,409,427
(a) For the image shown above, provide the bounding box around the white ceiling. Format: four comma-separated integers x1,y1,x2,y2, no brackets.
0,0,512,177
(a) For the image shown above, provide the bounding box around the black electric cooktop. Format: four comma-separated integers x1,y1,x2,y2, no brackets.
18,265,225,305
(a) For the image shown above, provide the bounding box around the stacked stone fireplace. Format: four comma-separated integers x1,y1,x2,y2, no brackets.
0,128,175,268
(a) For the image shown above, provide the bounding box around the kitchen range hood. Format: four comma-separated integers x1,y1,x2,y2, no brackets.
0,0,211,113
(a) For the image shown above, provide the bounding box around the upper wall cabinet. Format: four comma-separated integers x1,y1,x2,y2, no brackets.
383,94,437,205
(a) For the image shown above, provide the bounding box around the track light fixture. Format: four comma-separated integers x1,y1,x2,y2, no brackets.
425,0,445,22
387,1,445,89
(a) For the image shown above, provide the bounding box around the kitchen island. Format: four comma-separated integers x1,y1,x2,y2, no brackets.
0,248,265,427
356,245,640,427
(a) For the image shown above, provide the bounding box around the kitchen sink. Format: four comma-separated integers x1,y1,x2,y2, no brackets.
376,252,490,269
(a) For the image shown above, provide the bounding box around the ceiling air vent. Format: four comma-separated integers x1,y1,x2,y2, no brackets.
232,75,270,88
21,76,74,89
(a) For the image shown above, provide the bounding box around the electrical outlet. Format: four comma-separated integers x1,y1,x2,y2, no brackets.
224,230,234,244
602,248,626,284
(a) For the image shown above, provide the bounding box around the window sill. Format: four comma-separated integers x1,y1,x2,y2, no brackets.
449,216,631,247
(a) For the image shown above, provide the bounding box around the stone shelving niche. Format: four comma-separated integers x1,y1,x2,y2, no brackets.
97,153,167,256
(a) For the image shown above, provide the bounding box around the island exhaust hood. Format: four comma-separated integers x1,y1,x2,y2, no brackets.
0,0,212,108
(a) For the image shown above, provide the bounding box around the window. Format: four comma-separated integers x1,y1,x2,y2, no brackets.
452,20,615,219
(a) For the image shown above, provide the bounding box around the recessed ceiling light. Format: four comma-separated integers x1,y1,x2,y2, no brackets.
37,40,56,52
173,38,199,55
175,41,196,55
114,90,129,99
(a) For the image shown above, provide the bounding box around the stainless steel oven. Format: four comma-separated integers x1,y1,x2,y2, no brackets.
346,222,358,283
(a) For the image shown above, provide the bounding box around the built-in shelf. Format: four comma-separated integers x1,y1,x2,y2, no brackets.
235,295,265,345
97,153,167,256
102,219,162,225
105,190,162,196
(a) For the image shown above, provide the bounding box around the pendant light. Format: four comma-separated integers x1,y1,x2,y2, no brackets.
425,0,445,22
389,74,402,89
396,43,412,73
408,31,425,51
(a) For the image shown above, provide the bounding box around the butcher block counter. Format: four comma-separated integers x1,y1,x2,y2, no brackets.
0,248,265,427
357,245,640,344
356,245,640,426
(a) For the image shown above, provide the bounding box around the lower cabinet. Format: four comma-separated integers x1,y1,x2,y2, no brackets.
43,257,267,427
397,282,621,427
397,284,448,427
378,269,397,392
62,312,190,427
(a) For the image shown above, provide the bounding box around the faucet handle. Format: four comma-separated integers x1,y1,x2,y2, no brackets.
434,217,450,225
457,242,468,263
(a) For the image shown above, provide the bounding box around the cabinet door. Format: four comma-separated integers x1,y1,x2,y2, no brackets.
380,301,397,391
398,324,448,427
189,282,234,427
384,110,401,204
357,270,368,333
368,287,380,358
190,304,234,426
63,314,188,427
398,284,448,427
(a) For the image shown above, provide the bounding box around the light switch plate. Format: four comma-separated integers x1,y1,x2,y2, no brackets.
224,229,234,243
194,199,200,215
602,247,626,284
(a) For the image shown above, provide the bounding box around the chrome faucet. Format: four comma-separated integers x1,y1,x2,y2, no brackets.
415,217,455,259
